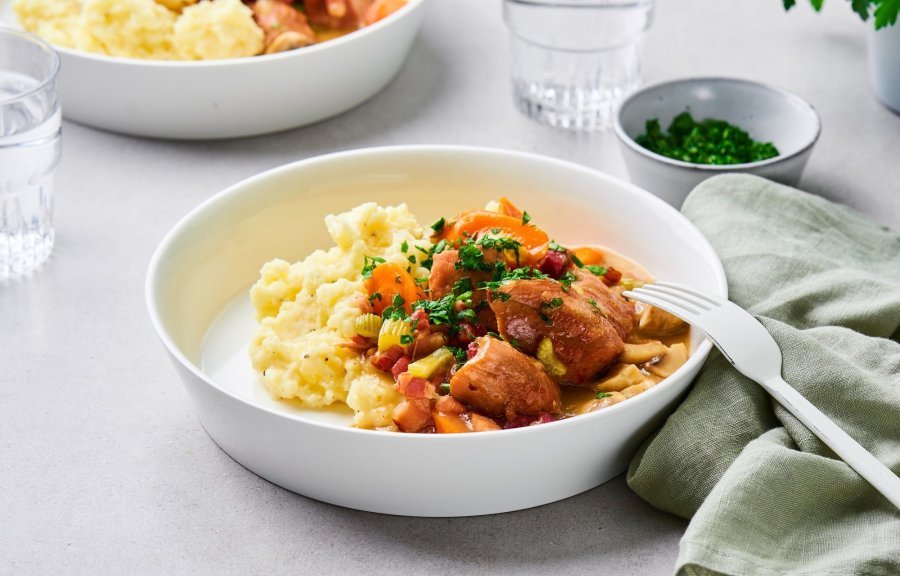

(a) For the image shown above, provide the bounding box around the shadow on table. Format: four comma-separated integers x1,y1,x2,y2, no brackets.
291,473,687,570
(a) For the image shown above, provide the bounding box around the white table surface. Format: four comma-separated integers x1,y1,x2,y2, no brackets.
2,1,898,574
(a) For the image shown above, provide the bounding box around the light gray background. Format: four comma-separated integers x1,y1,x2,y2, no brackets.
2,1,898,574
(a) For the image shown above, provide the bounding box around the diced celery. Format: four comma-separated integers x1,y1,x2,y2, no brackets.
407,347,454,379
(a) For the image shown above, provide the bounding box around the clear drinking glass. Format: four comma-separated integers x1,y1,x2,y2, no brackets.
503,0,654,131
0,28,61,279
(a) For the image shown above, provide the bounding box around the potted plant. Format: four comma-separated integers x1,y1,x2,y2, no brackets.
784,0,900,113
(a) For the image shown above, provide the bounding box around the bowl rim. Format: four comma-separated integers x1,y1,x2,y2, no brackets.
613,76,822,172
145,145,728,442
1,0,425,68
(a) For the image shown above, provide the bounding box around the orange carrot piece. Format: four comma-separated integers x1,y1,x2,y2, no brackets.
438,211,550,264
571,246,606,266
364,0,406,24
433,411,472,433
497,197,524,218
364,263,423,315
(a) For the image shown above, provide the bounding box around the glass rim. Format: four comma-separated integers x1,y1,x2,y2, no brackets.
0,26,61,107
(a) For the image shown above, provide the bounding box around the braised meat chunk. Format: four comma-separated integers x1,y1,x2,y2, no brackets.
450,337,561,420
489,271,635,384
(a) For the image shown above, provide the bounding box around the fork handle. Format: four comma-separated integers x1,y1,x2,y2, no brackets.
763,376,900,510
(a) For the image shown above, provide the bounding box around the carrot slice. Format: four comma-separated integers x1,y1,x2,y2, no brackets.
364,0,406,24
365,263,423,315
433,411,472,433
497,197,523,218
438,211,550,264
571,246,606,266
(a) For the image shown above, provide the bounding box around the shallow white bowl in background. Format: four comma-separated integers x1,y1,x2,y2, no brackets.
146,146,727,516
614,77,821,207
0,0,426,139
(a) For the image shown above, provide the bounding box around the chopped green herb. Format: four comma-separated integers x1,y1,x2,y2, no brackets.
381,294,407,320
414,276,429,285
408,255,417,264
400,241,409,253
549,240,567,253
452,277,472,296
546,297,563,309
456,309,477,322
431,217,446,233
559,271,577,291
455,242,492,272
571,253,585,268
522,211,531,225
439,382,451,393
368,292,383,304
508,337,521,349
447,346,467,363
588,298,600,312
585,264,607,276
477,234,522,253
635,111,780,165
400,334,414,345
596,391,612,399
361,255,386,279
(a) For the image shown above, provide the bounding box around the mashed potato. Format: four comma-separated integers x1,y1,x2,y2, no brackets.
13,0,263,61
249,203,432,429
78,0,178,59
11,0,82,48
174,0,263,60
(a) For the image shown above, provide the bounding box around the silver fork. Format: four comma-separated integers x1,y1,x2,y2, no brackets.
624,281,900,510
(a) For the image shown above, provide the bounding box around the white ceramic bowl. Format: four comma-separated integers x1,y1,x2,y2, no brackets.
614,77,821,207
146,146,727,516
0,1,426,139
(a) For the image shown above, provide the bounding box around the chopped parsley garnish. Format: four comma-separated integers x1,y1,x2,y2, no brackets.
588,298,600,312
478,266,548,293
559,271,577,291
400,241,409,253
635,111,780,165
447,346,467,363
439,383,451,393
549,240,567,253
545,297,563,309
400,334,414,345
431,217,446,233
522,211,531,225
361,255,386,279
420,239,450,270
508,337,521,349
452,277,472,296
408,255,417,264
455,242,492,272
596,391,612,399
368,292,383,304
456,309,477,322
585,265,607,276
477,234,522,253
571,253,585,268
381,294,407,320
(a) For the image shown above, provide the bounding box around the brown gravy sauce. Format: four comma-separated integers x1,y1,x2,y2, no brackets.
559,244,691,417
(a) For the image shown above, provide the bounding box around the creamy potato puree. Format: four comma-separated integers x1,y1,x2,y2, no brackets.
13,0,262,60
249,203,432,429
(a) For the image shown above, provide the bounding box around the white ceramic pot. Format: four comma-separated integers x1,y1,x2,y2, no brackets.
869,24,900,113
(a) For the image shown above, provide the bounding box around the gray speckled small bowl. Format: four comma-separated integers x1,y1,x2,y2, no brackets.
614,78,821,207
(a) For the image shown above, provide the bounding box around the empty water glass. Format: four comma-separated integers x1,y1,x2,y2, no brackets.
0,28,61,279
504,0,654,131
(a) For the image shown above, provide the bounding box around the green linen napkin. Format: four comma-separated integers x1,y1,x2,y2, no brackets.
626,174,900,575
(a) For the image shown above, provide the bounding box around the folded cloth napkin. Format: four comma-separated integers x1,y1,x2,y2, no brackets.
626,174,900,575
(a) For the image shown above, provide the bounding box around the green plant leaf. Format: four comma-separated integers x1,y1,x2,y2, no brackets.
810,0,824,10
874,0,900,28
783,0,797,9
850,0,871,20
